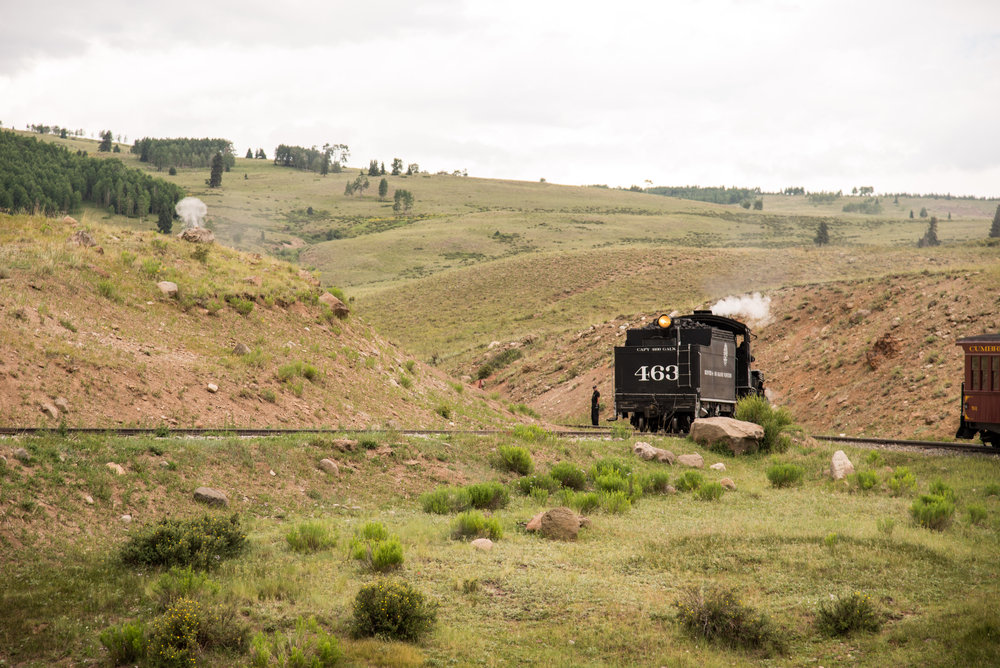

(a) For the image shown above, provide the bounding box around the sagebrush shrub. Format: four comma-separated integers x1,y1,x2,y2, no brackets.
594,472,627,493
910,494,955,530
696,481,724,501
350,522,403,570
451,511,503,541
549,462,587,490
514,474,560,495
286,521,336,553
419,486,471,514
351,580,437,642
492,445,534,475
372,538,404,572
675,471,704,492
966,504,988,526
887,467,917,496
734,394,793,453
119,514,247,569
558,490,600,514
674,585,784,656
148,566,220,608
465,481,510,510
851,470,879,492
816,592,883,636
511,424,551,442
250,616,342,668
599,490,631,513
766,463,804,488
929,479,956,502
640,471,672,494
99,621,146,665
147,598,248,667
589,458,632,480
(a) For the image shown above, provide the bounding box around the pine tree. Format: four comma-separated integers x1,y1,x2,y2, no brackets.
814,221,830,245
378,178,388,200
245,148,253,159
991,203,1000,238
918,216,940,247
391,158,403,176
98,130,113,152
208,152,224,188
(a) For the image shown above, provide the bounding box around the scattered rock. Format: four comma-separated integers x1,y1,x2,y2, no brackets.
471,538,493,551
690,417,763,455
526,511,545,531
69,230,96,247
539,507,587,541
194,487,229,507
13,448,31,463
180,227,215,243
710,462,726,471
244,275,263,287
633,441,676,464
676,453,705,468
318,459,339,475
40,402,60,420
830,451,855,480
298,269,320,286
157,281,178,298
54,397,69,413
318,292,350,317
62,215,78,225
84,495,94,505
720,478,737,490
207,383,219,393
106,462,126,476
331,439,357,452
232,343,251,355
269,469,276,477
120,514,132,524
665,485,677,494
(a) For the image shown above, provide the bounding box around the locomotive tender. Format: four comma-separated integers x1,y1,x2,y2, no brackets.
614,310,764,433
956,334,1000,446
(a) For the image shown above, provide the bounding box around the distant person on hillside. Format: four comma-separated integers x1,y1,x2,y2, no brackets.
591,385,600,426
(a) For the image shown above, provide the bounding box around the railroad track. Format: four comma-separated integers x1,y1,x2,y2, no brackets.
815,434,1000,455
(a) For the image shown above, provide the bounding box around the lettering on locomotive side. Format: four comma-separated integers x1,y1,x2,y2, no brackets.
635,347,677,352
704,370,733,378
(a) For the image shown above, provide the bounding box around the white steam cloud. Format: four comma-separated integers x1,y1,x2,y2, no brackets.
711,292,772,327
175,197,207,229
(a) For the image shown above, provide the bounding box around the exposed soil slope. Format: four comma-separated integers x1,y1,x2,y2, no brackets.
0,214,517,430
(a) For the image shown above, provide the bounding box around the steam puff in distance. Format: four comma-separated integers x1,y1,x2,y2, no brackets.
175,197,207,229
711,293,772,327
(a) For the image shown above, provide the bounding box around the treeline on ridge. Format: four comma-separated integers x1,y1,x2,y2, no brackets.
131,137,236,171
0,130,184,227
645,185,762,204
274,143,350,175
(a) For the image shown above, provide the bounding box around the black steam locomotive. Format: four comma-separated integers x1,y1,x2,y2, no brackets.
613,310,764,433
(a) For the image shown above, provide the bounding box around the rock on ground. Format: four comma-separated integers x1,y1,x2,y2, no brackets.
471,538,493,551
690,417,764,455
676,453,704,468
710,462,726,471
157,281,178,297
633,441,675,464
539,507,587,541
720,478,737,490
830,451,855,480
318,459,339,475
194,486,229,507
40,402,60,420
106,462,126,476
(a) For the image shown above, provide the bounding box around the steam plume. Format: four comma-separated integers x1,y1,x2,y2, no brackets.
175,197,207,229
711,292,772,327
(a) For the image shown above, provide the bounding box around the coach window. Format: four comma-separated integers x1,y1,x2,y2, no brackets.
971,356,980,391
993,356,999,391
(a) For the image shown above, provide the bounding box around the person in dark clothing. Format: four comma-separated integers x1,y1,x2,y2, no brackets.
591,385,600,426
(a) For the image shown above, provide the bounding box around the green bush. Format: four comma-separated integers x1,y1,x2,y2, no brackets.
549,462,587,490
816,592,883,636
766,463,804,488
419,486,471,514
929,479,956,502
99,621,146,665
599,490,631,513
435,404,452,419
465,481,510,510
277,361,320,383
146,598,248,667
227,295,255,316
610,422,632,440
492,445,534,476
250,616,342,667
696,481,725,501
640,471,672,494
351,580,437,642
851,470,879,492
358,434,379,450
398,374,413,389
983,483,1000,497
512,424,552,442
589,458,632,480
594,472,627,493
877,517,896,537
911,494,956,530
96,279,121,302
514,474,560,496
451,510,503,541
119,514,247,569
148,566,220,608
372,538,404,572
887,467,917,496
286,521,336,553
675,471,705,492
558,489,600,514
734,394,793,453
966,504,988,526
674,585,784,656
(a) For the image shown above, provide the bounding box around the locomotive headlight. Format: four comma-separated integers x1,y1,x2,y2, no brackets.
657,315,672,329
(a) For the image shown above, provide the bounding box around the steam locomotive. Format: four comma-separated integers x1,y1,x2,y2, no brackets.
613,310,764,433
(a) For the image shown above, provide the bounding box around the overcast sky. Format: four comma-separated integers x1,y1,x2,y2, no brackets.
2,0,998,196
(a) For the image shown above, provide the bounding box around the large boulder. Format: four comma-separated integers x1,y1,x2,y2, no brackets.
690,417,764,455
633,441,675,464
537,507,587,541
318,292,350,318
180,227,215,244
157,281,178,298
193,486,229,507
830,451,855,480
69,230,96,247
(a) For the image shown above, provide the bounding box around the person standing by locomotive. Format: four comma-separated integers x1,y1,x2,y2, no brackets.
591,385,600,426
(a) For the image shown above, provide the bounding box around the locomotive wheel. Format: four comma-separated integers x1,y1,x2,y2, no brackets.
669,417,678,433
649,417,659,433
637,415,647,432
